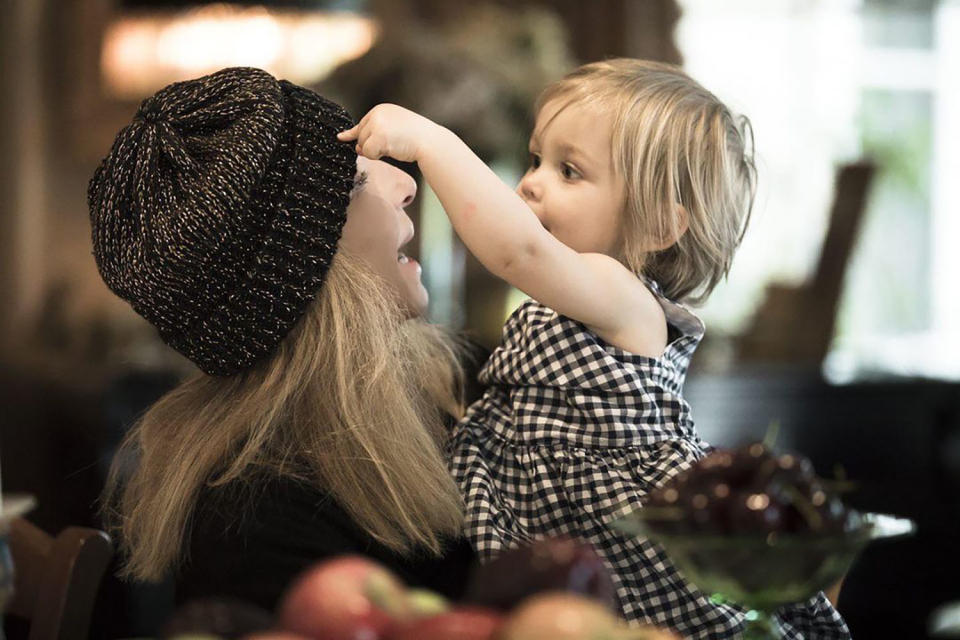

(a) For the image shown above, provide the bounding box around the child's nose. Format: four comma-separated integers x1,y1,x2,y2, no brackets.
517,174,541,203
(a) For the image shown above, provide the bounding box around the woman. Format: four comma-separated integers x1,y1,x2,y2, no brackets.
89,67,475,611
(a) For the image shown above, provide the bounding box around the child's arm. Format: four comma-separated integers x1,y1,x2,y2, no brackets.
338,105,665,352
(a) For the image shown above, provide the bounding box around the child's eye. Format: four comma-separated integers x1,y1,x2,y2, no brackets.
528,152,541,170
561,163,582,180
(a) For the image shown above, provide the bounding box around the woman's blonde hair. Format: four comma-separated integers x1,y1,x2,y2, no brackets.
102,252,467,582
537,58,757,304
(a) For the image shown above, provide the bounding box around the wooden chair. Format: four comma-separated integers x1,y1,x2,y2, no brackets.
4,518,112,640
736,162,876,367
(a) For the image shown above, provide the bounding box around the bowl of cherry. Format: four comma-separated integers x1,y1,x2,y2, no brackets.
613,442,914,639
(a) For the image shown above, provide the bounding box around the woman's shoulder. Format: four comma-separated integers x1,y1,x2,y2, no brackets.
180,472,476,610
191,472,364,545
179,473,359,610
187,473,359,565
194,471,325,514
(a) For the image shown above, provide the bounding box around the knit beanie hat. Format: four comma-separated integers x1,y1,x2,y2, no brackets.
88,67,357,376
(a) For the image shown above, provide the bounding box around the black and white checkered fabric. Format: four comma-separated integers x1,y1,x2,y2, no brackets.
447,289,851,639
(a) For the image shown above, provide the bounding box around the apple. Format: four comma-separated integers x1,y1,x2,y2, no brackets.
405,588,451,618
387,606,504,640
493,592,621,640
278,556,411,640
493,592,680,640
629,626,682,639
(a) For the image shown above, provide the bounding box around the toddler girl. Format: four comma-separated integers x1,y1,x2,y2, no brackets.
340,59,849,639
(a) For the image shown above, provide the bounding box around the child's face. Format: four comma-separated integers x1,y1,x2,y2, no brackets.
517,99,626,257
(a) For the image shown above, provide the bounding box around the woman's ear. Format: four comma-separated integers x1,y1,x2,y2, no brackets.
646,204,689,252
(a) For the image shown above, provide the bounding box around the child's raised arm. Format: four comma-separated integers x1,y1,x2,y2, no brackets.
338,105,664,353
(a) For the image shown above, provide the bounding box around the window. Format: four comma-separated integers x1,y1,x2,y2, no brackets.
678,0,960,380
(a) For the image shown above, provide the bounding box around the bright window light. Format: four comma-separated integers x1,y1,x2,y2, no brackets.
101,3,378,99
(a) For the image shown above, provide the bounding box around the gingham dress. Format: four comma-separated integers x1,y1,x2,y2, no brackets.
447,287,851,639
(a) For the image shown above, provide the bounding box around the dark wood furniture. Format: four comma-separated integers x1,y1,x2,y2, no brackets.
4,519,112,640
736,162,876,367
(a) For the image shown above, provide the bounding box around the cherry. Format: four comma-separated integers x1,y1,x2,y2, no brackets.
644,442,853,537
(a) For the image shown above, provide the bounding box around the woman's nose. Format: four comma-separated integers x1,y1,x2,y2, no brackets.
393,165,417,208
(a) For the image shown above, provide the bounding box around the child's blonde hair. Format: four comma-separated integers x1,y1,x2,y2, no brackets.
537,58,756,304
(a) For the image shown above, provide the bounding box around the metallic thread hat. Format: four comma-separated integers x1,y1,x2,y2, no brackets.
88,67,358,375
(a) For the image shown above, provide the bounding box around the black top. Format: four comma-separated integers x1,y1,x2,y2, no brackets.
176,339,491,613
176,474,477,612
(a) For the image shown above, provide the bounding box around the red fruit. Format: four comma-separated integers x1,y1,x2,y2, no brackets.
388,607,504,640
726,489,786,533
493,593,622,640
495,593,681,640
464,537,616,611
278,556,411,640
647,442,854,536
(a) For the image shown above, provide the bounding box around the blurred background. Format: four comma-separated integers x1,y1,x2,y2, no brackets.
1,0,958,638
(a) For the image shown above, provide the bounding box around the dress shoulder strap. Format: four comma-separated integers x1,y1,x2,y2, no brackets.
642,277,705,340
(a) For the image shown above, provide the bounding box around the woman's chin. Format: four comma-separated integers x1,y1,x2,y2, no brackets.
396,274,429,319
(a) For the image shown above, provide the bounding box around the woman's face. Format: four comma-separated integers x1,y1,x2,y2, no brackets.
339,157,428,317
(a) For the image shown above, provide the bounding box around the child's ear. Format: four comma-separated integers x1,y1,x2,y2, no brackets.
646,204,689,252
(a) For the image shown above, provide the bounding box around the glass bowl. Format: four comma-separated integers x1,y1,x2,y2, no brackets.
612,510,914,639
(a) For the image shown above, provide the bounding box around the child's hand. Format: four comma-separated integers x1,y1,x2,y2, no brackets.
337,104,443,164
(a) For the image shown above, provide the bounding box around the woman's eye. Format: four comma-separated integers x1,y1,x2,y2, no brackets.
562,164,581,180
351,170,369,196
529,153,541,169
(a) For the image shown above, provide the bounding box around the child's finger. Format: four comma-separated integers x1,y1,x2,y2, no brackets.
338,110,372,141
354,135,377,159
361,139,384,160
356,126,375,156
359,133,391,160
337,124,359,141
